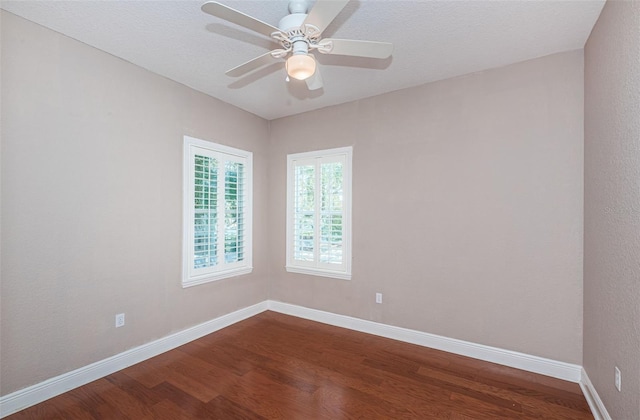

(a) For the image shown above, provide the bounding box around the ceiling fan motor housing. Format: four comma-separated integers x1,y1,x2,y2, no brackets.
278,13,307,33
277,12,319,56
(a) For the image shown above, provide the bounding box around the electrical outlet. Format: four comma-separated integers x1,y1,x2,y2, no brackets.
115,313,125,328
615,366,621,391
375,293,382,304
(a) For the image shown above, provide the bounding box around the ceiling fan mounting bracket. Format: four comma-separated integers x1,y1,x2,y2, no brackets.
288,0,309,14
316,40,334,54
270,48,291,59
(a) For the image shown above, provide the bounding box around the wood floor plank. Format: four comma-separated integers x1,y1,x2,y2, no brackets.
415,364,589,418
5,311,593,419
142,399,196,420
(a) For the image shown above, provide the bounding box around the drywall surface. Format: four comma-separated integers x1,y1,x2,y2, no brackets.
584,0,640,418
269,51,585,364
0,11,269,395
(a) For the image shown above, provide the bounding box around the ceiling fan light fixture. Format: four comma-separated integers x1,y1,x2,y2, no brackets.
285,54,316,80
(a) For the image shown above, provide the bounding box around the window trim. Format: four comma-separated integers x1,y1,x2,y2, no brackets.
286,146,352,280
182,135,253,288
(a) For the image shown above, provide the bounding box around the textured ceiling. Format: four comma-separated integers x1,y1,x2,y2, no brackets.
1,0,605,120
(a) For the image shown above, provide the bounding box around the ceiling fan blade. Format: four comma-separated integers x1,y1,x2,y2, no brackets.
201,2,281,38
303,0,349,35
226,51,281,77
318,38,393,59
305,65,323,90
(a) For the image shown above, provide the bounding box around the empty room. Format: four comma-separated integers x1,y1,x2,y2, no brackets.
1,0,638,419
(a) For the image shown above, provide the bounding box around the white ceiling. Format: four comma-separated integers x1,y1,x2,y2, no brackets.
1,0,605,120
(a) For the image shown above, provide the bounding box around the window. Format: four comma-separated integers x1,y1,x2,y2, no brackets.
182,136,252,287
286,147,352,280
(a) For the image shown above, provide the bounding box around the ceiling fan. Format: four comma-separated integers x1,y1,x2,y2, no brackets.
201,0,393,90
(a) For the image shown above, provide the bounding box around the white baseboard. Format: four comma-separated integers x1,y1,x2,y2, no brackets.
0,301,269,418
580,368,612,420
267,300,583,383
1,299,592,418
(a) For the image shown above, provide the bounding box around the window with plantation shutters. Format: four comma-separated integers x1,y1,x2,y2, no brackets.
183,136,252,287
286,147,352,280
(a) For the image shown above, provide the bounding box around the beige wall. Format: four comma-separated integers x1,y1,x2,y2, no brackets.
584,1,640,419
269,51,585,364
0,11,269,395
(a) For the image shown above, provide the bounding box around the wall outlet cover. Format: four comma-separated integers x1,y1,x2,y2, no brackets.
115,313,125,328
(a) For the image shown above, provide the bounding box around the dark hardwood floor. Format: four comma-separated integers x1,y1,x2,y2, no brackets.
6,311,593,419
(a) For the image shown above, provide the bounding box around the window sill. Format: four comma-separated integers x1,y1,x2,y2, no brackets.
182,266,253,288
285,265,351,280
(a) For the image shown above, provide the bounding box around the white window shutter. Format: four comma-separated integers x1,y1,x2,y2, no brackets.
183,136,252,287
286,147,352,280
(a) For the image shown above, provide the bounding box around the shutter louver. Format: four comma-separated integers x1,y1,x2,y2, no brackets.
320,161,343,265
225,160,245,264
294,164,315,262
193,154,218,269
